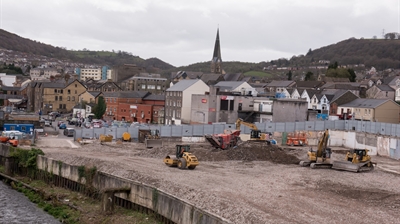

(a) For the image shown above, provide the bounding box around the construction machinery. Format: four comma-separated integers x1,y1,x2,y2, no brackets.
286,132,308,146
100,134,113,143
331,149,376,172
122,132,131,142
205,129,241,150
236,118,271,142
0,136,18,147
299,129,332,169
163,145,199,170
144,129,163,148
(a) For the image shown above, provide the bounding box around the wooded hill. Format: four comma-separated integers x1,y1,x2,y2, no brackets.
1,29,399,76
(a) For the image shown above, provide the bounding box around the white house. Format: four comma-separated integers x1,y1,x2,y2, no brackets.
165,79,210,125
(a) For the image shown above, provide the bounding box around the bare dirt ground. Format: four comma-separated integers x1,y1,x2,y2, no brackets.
34,138,400,224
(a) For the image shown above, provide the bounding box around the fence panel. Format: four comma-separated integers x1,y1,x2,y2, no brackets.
203,125,214,135
82,128,94,139
171,126,183,137
193,125,204,136
324,120,335,130
265,123,275,133
127,127,139,140
213,124,225,134
315,121,325,131
395,124,400,137
285,122,295,133
160,126,172,137
334,120,345,130
305,121,315,131
383,123,392,136
93,128,106,139
275,123,286,132
295,122,305,131
182,125,193,137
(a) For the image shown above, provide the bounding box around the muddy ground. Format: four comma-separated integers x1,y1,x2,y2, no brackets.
35,138,400,224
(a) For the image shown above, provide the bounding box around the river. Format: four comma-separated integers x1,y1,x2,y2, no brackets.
0,181,60,224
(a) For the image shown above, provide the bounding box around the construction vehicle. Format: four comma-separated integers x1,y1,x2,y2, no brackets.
286,132,308,146
205,129,241,150
236,118,271,142
163,145,199,170
144,129,162,148
0,133,19,147
299,129,332,169
122,132,131,142
99,134,113,143
331,149,376,172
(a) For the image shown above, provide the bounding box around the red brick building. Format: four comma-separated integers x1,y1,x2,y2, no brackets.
103,91,165,124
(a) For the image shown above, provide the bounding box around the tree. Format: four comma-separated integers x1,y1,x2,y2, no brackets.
287,71,293,80
93,96,106,119
347,68,356,82
305,71,314,81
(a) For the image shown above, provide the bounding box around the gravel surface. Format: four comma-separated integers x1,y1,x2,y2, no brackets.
35,138,400,224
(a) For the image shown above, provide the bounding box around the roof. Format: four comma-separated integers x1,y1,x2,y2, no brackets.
87,91,101,97
143,94,166,101
376,84,394,91
295,81,324,88
103,91,150,98
382,76,399,85
339,98,394,108
1,86,20,91
167,79,203,91
265,80,295,87
200,73,222,83
214,81,246,91
223,73,242,81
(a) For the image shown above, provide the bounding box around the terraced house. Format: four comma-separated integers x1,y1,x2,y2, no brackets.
30,79,87,114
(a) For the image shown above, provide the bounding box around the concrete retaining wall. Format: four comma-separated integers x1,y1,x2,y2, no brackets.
36,155,230,224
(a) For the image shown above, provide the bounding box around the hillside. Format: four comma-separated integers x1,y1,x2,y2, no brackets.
0,29,174,72
290,38,400,69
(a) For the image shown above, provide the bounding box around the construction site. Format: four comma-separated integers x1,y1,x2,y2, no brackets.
31,130,400,224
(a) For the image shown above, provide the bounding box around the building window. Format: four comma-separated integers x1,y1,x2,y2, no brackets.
54,89,57,93
75,84,77,87
59,104,63,109
59,96,63,101
67,96,70,101
55,96,58,101
68,89,71,94
72,96,75,101
75,90,77,94
141,84,146,89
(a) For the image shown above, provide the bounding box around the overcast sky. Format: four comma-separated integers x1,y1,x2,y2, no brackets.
0,0,399,67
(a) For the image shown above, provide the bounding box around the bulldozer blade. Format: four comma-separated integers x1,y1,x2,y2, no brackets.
145,139,163,148
332,160,361,172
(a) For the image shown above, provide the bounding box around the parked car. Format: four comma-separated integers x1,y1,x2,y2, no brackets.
68,118,78,125
57,121,64,127
44,119,52,127
49,112,61,118
63,128,75,137
59,123,67,129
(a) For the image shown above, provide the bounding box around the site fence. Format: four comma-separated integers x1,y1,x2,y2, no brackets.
74,120,400,141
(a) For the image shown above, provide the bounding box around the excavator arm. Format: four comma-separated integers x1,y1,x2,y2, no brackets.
236,118,258,130
316,129,330,157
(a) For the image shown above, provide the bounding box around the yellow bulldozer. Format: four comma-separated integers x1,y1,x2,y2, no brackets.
163,145,199,170
332,149,376,172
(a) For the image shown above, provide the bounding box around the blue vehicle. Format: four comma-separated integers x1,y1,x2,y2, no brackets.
59,123,67,129
3,123,34,135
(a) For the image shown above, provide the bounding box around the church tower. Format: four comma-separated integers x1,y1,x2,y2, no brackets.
211,28,222,74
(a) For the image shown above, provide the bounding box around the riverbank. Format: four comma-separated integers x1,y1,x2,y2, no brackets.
0,171,161,224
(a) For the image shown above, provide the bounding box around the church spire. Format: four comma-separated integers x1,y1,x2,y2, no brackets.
211,28,222,74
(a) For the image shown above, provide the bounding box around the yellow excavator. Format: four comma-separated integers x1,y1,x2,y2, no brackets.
235,118,271,142
299,129,333,169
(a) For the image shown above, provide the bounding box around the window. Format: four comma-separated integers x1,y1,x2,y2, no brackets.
55,96,58,101
67,96,70,101
75,84,77,87
75,90,77,94
105,98,108,103
54,89,57,93
21,126,26,131
59,104,63,109
72,96,75,101
59,96,63,101
157,85,161,90
141,84,146,89
68,89,71,94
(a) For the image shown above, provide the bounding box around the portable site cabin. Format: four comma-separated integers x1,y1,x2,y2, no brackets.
3,123,34,135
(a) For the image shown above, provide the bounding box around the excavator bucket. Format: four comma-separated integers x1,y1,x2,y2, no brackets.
145,139,163,148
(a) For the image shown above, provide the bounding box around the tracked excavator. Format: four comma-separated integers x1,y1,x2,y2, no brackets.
299,129,333,169
235,118,271,143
